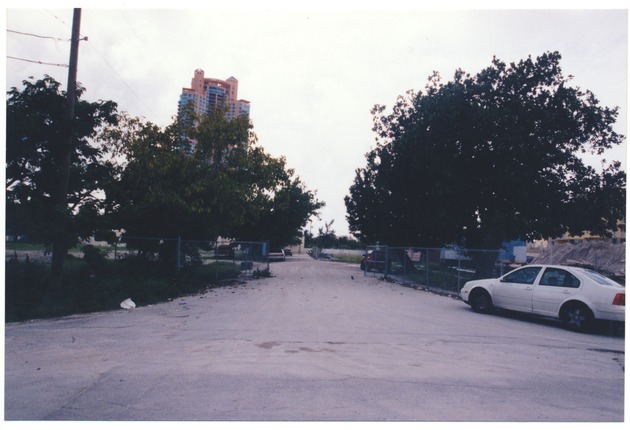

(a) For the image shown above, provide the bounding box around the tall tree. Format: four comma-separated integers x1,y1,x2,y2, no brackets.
235,173,324,249
346,52,625,252
101,107,323,263
313,220,338,249
6,75,118,262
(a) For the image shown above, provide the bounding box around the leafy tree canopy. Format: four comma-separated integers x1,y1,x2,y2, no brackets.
6,76,118,246
345,52,625,249
101,106,324,255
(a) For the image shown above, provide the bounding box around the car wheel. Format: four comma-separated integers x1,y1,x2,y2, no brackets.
561,303,594,332
469,289,493,314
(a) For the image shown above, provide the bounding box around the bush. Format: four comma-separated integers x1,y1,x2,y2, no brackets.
82,244,108,270
252,267,272,278
333,254,363,264
178,261,241,290
5,258,51,321
5,256,244,322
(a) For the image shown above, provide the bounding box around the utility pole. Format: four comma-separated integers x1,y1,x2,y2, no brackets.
50,8,82,295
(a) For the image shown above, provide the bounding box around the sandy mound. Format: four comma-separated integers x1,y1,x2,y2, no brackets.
532,241,625,277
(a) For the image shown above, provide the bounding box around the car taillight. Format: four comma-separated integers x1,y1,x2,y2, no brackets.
612,293,625,306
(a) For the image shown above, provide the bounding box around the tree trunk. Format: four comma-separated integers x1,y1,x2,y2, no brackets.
470,250,499,280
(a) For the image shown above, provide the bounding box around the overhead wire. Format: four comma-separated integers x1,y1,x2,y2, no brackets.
45,9,70,28
119,10,178,84
7,55,68,68
7,29,67,41
82,37,158,119
6,26,67,64
10,9,178,122
41,8,159,119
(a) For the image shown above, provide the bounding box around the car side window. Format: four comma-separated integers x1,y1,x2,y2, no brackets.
502,267,541,285
540,268,581,288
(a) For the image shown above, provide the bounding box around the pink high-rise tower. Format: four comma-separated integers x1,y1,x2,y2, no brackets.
178,69,250,120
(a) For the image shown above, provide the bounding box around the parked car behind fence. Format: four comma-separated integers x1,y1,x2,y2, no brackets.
215,245,235,259
360,246,504,291
268,249,286,261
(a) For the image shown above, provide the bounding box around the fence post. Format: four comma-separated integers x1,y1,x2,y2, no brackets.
403,248,407,275
363,246,368,276
426,249,429,288
176,236,181,273
384,246,389,279
457,253,462,291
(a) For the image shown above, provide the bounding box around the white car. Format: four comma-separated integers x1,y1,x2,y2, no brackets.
268,249,286,261
460,264,625,332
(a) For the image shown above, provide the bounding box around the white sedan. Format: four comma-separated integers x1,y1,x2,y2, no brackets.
460,264,625,332
268,249,286,261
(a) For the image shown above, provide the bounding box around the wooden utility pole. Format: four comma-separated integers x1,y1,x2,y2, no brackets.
50,8,82,294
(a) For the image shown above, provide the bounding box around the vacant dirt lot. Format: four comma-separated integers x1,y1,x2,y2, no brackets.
4,254,624,421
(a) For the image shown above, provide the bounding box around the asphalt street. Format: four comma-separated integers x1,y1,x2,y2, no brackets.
3,253,625,422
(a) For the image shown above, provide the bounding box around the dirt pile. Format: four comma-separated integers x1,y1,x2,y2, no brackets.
532,241,625,278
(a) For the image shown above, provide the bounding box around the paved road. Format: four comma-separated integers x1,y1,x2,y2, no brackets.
4,254,625,421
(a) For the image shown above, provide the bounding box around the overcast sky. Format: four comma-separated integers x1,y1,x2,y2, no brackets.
4,1,628,238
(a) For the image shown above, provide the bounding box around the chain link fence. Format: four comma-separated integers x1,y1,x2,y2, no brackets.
117,237,270,276
5,237,271,280
361,245,521,294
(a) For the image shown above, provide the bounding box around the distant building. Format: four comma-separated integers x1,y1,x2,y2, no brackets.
178,69,250,121
554,220,626,245
528,219,626,259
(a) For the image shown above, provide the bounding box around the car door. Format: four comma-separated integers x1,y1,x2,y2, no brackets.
493,266,542,312
532,267,581,317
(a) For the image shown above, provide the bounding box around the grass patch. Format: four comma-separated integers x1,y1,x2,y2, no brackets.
5,255,244,322
5,242,49,252
333,254,363,264
391,263,475,293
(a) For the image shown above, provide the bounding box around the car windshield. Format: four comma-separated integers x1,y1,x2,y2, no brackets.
576,268,622,287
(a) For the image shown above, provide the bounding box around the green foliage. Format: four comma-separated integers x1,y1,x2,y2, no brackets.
236,175,324,249
6,75,322,291
100,107,324,259
346,52,625,249
178,261,241,284
252,267,272,279
304,220,364,249
4,256,243,322
81,244,108,270
6,76,118,246
332,254,363,264
312,219,338,248
5,258,51,321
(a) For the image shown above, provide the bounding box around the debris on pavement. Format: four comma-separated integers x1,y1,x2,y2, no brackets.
120,298,136,309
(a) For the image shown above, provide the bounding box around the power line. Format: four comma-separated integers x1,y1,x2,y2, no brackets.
6,26,86,68
45,9,70,28
8,28,88,51
7,29,68,41
7,56,68,68
83,38,158,119
7,28,64,52
15,9,159,121
45,8,158,119
118,10,177,85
